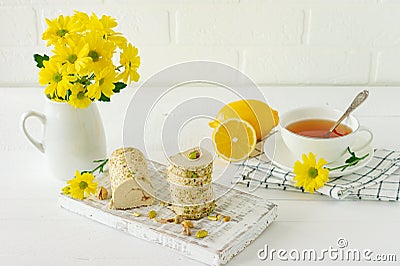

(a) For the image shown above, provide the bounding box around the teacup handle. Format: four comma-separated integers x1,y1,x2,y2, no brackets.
20,111,46,153
352,126,373,151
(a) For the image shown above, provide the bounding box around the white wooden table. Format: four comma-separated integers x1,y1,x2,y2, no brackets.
1,86,400,265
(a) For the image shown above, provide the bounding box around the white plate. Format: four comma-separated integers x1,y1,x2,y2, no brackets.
263,131,374,177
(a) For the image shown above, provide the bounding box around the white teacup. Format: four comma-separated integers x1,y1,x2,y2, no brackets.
279,107,373,163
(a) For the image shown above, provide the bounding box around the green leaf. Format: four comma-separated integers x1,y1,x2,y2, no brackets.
345,156,357,164
99,165,105,173
113,82,127,93
65,89,72,101
327,148,369,172
33,54,49,68
99,93,110,102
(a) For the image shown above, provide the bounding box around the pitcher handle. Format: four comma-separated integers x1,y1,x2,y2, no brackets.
20,111,46,153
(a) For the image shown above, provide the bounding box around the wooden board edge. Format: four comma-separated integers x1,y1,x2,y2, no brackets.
59,194,222,266
218,205,278,264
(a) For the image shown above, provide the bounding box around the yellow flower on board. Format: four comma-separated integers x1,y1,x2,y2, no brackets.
38,59,75,98
42,15,80,46
117,43,140,84
62,186,71,195
69,84,92,109
53,39,92,75
87,65,117,99
67,170,97,200
293,152,329,194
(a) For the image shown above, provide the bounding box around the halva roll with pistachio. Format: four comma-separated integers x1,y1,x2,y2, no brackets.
108,147,154,209
167,147,215,219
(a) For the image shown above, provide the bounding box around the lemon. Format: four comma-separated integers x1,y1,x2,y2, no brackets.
212,118,257,162
209,99,279,141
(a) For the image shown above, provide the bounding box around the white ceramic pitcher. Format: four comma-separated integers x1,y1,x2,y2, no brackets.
21,99,107,181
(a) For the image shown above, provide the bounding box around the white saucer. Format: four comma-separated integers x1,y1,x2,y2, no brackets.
263,131,374,177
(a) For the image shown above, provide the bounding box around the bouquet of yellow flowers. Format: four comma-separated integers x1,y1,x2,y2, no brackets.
34,11,140,108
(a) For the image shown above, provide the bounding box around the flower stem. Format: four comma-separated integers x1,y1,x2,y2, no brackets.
81,158,109,175
90,159,109,174
326,147,369,172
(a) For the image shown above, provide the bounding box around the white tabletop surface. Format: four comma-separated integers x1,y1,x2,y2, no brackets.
2,86,400,265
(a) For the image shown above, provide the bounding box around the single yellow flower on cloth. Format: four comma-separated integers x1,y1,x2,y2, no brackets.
293,152,329,194
38,59,76,98
69,84,92,109
42,15,81,46
87,65,117,99
53,38,92,75
117,43,140,84
67,170,98,200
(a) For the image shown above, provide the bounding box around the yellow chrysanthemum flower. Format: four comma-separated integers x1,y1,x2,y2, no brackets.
67,170,97,200
62,186,71,195
42,15,81,46
38,59,76,98
88,13,127,48
36,11,140,109
104,32,127,49
85,31,116,71
88,13,117,33
53,38,92,75
99,14,118,31
107,33,127,49
69,84,92,109
87,65,117,99
117,43,140,84
293,152,329,194
72,11,90,29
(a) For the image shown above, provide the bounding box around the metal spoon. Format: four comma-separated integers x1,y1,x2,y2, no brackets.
326,89,369,137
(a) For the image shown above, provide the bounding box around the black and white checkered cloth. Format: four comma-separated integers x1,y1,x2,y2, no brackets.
233,148,400,201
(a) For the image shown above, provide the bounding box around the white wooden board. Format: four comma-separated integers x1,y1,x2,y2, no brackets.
59,160,278,266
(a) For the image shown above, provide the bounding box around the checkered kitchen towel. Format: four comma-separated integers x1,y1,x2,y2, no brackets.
233,148,400,201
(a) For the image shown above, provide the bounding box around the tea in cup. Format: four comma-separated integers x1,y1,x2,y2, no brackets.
279,107,373,162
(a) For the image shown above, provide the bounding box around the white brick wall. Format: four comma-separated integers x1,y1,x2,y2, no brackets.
244,48,371,85
176,6,304,45
1,0,400,87
0,7,37,46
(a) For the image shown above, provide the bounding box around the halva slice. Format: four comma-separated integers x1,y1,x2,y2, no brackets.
166,147,215,219
109,147,154,209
